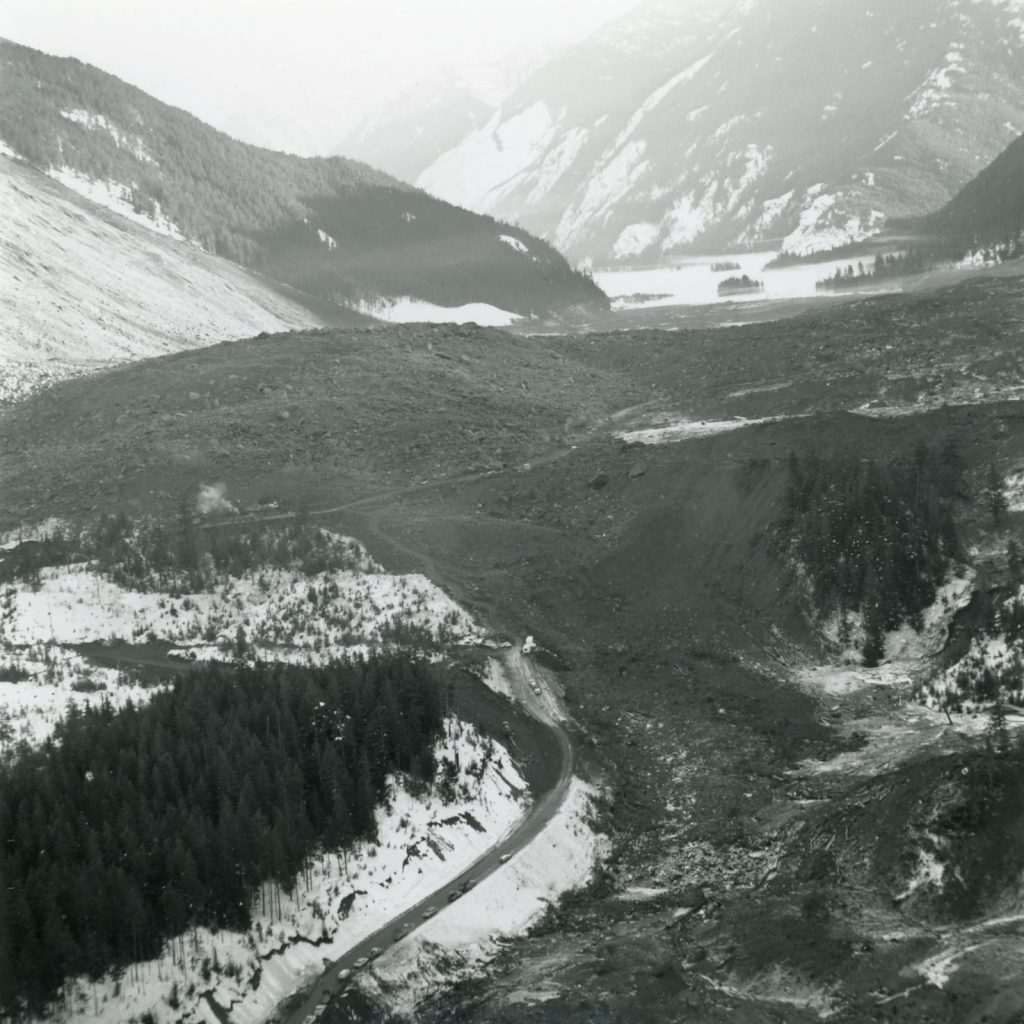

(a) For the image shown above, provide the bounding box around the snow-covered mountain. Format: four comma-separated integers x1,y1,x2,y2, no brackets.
0,38,606,322
0,153,342,402
417,0,1024,264
332,57,551,183
334,77,495,184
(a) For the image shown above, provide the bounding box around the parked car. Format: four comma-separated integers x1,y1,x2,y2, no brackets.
422,906,437,919
352,956,369,970
447,890,460,903
499,853,512,864
337,968,352,983
368,946,383,959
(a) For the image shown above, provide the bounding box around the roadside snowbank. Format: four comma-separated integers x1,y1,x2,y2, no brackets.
358,778,608,1018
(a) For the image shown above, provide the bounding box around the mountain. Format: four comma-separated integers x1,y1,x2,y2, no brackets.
0,38,605,319
0,153,360,403
416,0,1024,265
332,57,552,184
333,76,496,184
923,128,1024,259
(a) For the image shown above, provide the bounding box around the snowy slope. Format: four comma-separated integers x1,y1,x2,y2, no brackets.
0,154,331,400
417,0,1024,263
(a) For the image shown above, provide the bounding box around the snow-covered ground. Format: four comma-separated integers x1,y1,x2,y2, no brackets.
357,777,608,1019
353,295,522,327
1,563,480,656
594,250,885,310
0,643,156,747
617,414,796,445
0,529,486,749
44,721,529,1024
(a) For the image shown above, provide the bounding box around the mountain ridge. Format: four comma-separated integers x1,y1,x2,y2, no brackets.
0,37,606,319
414,0,1024,265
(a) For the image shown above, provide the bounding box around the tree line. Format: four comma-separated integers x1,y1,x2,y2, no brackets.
0,656,448,1014
780,442,965,663
0,511,366,594
0,39,604,316
815,249,933,291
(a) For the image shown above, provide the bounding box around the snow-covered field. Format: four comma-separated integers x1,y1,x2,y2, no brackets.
0,552,484,746
1,563,480,655
594,251,886,309
357,778,608,1019
45,721,529,1024
0,643,155,747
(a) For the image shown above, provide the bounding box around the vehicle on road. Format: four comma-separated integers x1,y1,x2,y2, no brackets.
462,878,476,891
337,968,352,983
422,906,437,919
499,853,512,863
393,925,411,943
447,890,459,903
352,956,369,970
368,946,383,959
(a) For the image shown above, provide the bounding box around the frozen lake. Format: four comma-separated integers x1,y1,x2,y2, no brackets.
595,251,894,309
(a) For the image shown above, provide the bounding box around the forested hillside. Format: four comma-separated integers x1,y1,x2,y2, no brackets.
781,444,965,663
0,39,605,317
416,0,1024,263
0,657,448,1013
923,129,1024,261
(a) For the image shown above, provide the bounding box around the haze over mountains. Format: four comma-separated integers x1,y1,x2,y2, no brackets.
411,0,1024,264
0,37,605,375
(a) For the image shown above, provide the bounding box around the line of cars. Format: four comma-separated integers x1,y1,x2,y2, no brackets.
311,863,515,1019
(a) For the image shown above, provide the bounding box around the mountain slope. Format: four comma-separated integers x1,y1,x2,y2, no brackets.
923,128,1024,258
417,0,1024,264
0,38,605,317
0,154,361,402
333,77,496,184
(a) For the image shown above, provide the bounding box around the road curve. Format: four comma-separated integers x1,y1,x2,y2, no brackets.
278,650,575,1024
196,457,582,1023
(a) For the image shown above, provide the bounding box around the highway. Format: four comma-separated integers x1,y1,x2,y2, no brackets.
279,648,574,1024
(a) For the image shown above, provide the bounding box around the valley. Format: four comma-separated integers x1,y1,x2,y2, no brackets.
7,4,1024,1022
5,272,1024,1022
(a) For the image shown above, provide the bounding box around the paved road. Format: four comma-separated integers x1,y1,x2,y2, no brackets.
195,466,579,1024
279,649,573,1024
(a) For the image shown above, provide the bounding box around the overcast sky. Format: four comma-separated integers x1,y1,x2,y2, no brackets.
0,0,646,153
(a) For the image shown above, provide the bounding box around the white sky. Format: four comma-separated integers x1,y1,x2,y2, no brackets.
0,0,647,153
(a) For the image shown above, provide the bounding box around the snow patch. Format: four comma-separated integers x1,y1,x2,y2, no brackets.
499,234,529,253
316,227,338,250
781,190,885,257
618,415,794,445
612,221,659,259
354,296,521,327
47,166,184,240
60,108,155,164
555,141,650,252
417,102,556,211
613,54,714,151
